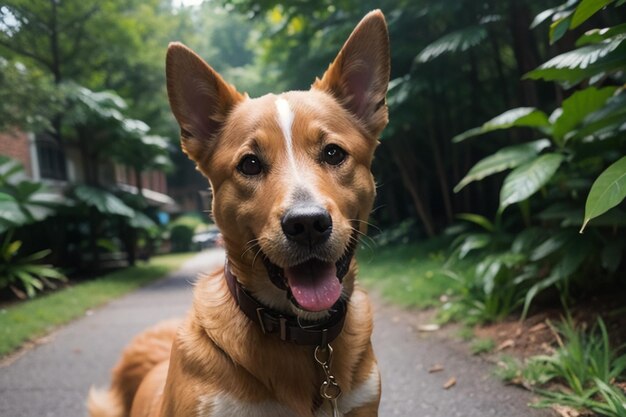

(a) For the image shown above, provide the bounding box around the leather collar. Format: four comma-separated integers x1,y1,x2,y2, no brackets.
224,260,347,346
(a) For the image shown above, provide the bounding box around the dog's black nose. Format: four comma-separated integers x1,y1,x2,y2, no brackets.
281,204,332,246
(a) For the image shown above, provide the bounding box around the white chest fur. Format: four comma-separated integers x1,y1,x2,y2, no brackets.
197,367,380,417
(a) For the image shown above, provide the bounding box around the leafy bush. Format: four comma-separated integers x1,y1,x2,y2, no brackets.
447,0,626,318
0,157,67,297
0,231,66,298
0,157,67,233
168,214,206,253
498,317,626,417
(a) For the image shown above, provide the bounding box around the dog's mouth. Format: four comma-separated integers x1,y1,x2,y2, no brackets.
261,235,357,312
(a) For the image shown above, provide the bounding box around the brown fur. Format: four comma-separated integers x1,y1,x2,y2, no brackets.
88,10,390,417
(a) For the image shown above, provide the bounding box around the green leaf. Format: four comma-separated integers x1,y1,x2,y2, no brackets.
454,140,550,192
571,0,614,29
575,92,626,139
456,213,495,232
417,25,487,62
552,86,617,142
581,156,626,232
128,211,157,229
453,108,550,143
576,23,626,46
74,185,134,217
525,37,626,84
0,197,29,228
531,0,578,29
522,272,561,319
499,154,564,211
531,231,574,261
550,15,573,44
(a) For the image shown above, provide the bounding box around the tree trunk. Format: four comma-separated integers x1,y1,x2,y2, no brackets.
391,150,436,238
134,168,143,196
508,2,540,107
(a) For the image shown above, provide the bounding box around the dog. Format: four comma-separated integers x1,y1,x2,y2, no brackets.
88,9,390,417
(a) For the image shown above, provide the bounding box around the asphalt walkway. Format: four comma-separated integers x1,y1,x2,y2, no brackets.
0,249,553,417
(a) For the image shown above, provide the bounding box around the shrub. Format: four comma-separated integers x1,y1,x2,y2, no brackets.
168,214,206,253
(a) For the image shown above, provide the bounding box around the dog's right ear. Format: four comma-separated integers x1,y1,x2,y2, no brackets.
166,42,244,164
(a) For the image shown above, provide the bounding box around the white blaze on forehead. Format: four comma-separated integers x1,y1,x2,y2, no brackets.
275,97,301,180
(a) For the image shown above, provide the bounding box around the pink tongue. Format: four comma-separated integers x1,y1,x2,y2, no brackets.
284,259,342,312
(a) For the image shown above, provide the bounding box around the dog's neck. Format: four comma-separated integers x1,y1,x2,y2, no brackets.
224,259,347,346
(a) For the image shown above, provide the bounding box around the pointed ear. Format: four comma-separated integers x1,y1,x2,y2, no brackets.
313,10,390,137
166,42,244,164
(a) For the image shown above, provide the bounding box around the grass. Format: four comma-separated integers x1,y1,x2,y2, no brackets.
0,252,193,358
495,318,626,417
471,337,496,355
358,239,455,308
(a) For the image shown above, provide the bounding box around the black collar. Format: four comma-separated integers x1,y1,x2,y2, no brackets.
224,261,347,346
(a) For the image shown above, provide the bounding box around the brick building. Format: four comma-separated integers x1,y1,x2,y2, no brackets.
0,131,178,212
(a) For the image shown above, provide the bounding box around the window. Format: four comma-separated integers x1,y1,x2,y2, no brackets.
36,133,67,181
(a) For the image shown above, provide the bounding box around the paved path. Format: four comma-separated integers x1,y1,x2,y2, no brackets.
0,249,552,417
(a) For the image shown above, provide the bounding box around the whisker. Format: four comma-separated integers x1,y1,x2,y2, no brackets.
251,246,264,268
349,218,382,233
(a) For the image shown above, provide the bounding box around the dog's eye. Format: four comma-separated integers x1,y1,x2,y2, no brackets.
322,144,347,166
237,154,263,176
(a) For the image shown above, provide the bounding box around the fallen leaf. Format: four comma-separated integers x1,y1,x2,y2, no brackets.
529,322,547,333
496,339,515,351
428,364,444,373
443,377,456,389
417,323,440,332
551,404,580,417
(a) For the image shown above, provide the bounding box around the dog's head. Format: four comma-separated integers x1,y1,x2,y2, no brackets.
166,10,389,319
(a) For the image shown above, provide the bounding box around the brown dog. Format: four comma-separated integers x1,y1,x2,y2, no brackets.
88,9,389,417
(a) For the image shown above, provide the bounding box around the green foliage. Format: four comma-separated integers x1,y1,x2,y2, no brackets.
0,58,63,132
0,157,68,233
168,214,206,253
500,318,626,416
0,231,66,298
454,140,550,192
582,156,626,232
417,25,488,63
571,0,614,28
449,0,626,321
499,153,564,212
453,108,550,143
73,185,135,218
471,338,496,354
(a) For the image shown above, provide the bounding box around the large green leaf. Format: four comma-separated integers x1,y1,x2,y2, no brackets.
499,153,564,211
522,238,590,318
576,23,626,46
417,25,487,63
128,211,157,229
74,185,134,217
575,92,626,139
552,86,617,142
531,0,577,29
550,15,573,44
0,193,28,229
454,139,550,192
571,0,614,29
453,108,550,143
581,156,626,232
525,37,626,83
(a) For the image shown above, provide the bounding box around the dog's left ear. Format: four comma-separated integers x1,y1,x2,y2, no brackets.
313,10,390,138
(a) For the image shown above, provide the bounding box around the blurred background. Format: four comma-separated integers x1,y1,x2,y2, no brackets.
1,1,626,415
